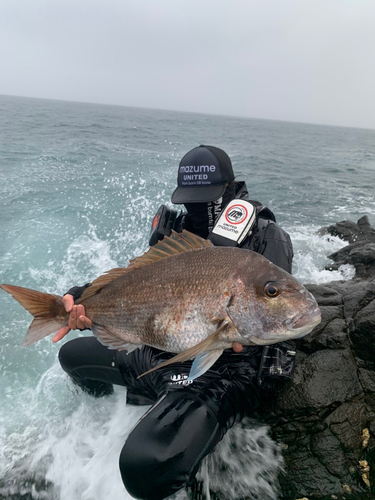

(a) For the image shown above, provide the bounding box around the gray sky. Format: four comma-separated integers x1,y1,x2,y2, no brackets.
1,0,375,129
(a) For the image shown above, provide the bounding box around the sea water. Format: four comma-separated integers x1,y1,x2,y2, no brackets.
0,94,374,500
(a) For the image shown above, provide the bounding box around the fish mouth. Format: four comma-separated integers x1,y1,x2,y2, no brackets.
287,307,321,336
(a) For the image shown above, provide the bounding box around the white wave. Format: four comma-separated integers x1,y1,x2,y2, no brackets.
28,231,118,296
0,361,282,500
198,421,283,500
42,393,146,500
0,361,148,500
289,226,356,284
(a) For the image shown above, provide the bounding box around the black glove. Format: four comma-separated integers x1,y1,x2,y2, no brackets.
64,283,91,302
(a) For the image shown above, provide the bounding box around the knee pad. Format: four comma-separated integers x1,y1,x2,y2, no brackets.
58,337,115,397
119,392,220,500
58,338,82,375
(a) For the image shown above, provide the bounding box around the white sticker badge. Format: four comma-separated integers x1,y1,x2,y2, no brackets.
211,199,256,245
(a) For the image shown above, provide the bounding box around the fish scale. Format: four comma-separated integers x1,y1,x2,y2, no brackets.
83,247,234,351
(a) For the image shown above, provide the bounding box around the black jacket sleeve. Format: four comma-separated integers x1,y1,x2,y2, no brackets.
243,217,293,274
65,283,91,301
260,220,294,273
174,212,194,233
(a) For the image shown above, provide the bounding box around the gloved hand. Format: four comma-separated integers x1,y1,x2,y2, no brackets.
65,283,91,301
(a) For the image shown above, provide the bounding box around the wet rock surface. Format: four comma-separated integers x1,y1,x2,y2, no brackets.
257,216,375,500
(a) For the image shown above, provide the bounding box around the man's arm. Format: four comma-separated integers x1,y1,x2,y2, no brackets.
259,221,294,273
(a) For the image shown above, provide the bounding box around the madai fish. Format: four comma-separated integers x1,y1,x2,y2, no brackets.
1,230,321,382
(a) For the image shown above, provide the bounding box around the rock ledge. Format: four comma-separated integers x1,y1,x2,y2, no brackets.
259,216,375,500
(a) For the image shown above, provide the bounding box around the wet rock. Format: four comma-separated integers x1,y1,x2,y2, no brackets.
276,349,362,413
319,216,375,279
309,427,353,480
338,279,375,321
256,217,375,500
312,318,348,350
349,299,375,366
329,242,375,279
304,284,344,307
319,215,375,245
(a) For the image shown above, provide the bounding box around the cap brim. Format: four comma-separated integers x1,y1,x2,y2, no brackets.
171,184,227,204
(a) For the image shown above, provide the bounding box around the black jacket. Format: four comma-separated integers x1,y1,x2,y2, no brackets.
175,181,293,274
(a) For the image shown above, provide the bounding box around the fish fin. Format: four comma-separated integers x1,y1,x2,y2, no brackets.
186,349,223,382
79,231,213,301
91,324,143,351
0,284,66,346
79,269,131,301
173,230,213,249
137,319,231,380
118,343,143,353
127,230,213,271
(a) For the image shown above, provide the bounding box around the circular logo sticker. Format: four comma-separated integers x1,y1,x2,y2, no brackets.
225,204,248,225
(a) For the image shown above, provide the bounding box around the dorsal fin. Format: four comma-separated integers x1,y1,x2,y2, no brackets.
79,268,132,302
79,230,213,302
127,230,213,271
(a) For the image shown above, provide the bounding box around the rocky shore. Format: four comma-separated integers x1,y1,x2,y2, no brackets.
259,216,375,500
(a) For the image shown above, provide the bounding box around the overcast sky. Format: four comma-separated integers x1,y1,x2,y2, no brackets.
1,0,375,129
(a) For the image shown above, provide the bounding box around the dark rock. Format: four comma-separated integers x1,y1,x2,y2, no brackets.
304,284,344,307
358,368,375,393
319,215,375,244
255,217,375,500
297,305,345,351
313,318,348,350
349,298,375,366
309,427,353,481
325,399,367,458
319,216,375,279
329,242,375,279
276,349,362,413
336,279,375,321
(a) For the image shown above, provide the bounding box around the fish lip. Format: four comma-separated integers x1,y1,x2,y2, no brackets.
288,307,321,332
248,309,322,345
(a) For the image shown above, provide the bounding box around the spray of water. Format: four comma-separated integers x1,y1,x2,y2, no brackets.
0,361,148,500
197,421,283,500
290,226,355,284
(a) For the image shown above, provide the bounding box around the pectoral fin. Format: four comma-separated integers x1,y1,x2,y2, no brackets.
186,349,223,382
118,343,143,353
137,320,231,381
92,325,144,352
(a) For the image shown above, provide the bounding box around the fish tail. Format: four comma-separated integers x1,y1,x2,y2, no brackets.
1,284,67,346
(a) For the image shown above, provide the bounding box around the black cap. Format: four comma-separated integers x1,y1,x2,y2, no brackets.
171,145,234,204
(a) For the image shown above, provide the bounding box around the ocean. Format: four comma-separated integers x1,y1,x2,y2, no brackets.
0,94,374,500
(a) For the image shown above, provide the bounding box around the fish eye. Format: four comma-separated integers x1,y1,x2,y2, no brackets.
264,283,280,298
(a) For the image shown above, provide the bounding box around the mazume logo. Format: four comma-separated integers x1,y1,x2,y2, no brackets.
225,204,248,224
179,165,216,174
